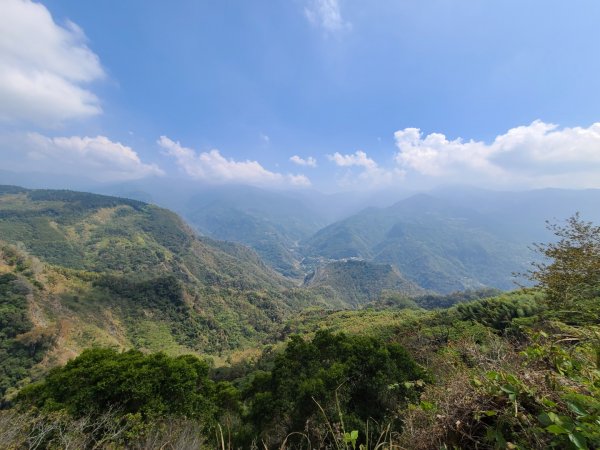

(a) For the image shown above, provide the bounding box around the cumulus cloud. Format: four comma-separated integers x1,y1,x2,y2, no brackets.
158,136,311,187
0,0,104,126
304,0,350,33
0,133,163,181
394,120,600,188
290,155,317,167
328,150,377,169
328,150,404,188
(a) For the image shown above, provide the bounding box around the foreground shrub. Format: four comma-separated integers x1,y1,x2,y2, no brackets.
243,329,427,446
17,348,222,422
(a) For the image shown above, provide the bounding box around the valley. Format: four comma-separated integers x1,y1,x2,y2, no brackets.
0,184,599,449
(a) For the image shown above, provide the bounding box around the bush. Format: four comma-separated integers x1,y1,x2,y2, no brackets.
17,349,223,423
456,294,543,331
243,330,427,446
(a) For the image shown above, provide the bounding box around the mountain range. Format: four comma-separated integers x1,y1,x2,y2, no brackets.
1,182,599,402
2,173,599,295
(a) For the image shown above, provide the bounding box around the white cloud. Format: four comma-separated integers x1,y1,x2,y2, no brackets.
0,0,104,126
304,0,350,33
328,150,377,169
259,133,270,143
394,121,600,188
158,136,311,187
328,150,404,188
0,133,163,182
287,173,312,187
290,155,317,167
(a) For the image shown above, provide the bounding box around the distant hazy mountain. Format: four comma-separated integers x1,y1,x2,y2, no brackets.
429,186,600,244
302,188,600,293
180,185,327,278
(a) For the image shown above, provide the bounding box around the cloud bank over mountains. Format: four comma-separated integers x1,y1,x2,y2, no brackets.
1,133,163,182
158,136,311,187
394,121,600,189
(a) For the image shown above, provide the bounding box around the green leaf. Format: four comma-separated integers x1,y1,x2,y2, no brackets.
541,398,558,408
567,431,588,449
500,385,517,395
547,411,562,424
420,401,436,411
538,413,552,427
566,401,588,417
546,424,568,435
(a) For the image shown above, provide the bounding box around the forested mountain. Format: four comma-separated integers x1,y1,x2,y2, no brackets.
97,180,329,278
1,184,599,449
302,189,600,293
0,186,309,381
0,185,289,289
302,194,530,292
303,260,425,307
6,171,599,296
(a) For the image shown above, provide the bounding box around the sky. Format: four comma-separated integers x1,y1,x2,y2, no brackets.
2,0,600,192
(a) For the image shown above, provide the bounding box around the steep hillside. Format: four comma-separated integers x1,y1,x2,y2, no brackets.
96,180,329,278
187,204,302,278
303,194,532,292
0,186,306,373
303,260,425,307
0,186,289,288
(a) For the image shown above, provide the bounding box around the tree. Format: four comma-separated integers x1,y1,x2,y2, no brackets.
527,213,600,307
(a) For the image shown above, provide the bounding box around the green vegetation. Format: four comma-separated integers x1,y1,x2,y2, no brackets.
242,330,426,447
6,331,424,449
6,283,598,448
0,187,307,373
304,260,424,307
456,292,543,331
0,186,286,288
413,287,502,309
302,194,532,292
0,245,54,402
525,213,600,308
18,349,219,420
2,186,599,449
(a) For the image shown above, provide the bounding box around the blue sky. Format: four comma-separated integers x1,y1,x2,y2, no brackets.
2,0,600,191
